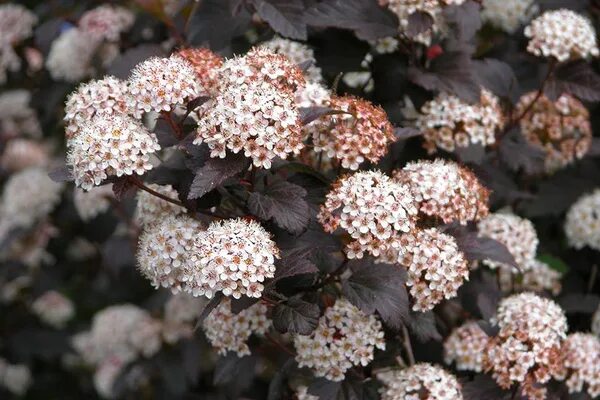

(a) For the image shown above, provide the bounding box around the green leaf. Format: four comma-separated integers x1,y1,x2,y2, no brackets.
537,254,570,274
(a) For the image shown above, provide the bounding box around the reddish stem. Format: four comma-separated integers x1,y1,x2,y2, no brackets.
128,176,185,208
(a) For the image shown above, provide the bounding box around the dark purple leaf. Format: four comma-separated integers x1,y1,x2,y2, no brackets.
248,177,310,234
230,296,260,314
107,44,165,79
444,224,519,269
250,0,307,40
456,143,485,164
213,353,256,387
102,236,135,273
308,378,342,399
267,359,295,400
195,292,224,328
394,127,422,140
187,0,252,49
186,96,211,112
477,292,499,320
305,0,399,41
406,11,434,38
188,152,250,199
406,311,442,342
342,261,409,330
545,60,600,102
408,51,480,102
35,18,64,55
112,177,136,201
272,298,320,335
498,127,546,175
274,248,319,281
442,1,481,43
48,165,73,183
559,294,600,314
462,375,511,400
473,58,518,98
299,106,346,125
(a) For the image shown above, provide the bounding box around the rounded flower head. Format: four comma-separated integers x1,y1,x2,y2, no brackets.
218,46,306,94
127,55,201,117
0,358,31,396
417,89,504,154
477,213,538,271
175,48,223,95
318,170,418,259
294,298,385,381
46,28,100,82
444,321,489,372
134,184,186,226
296,81,331,108
384,0,467,46
64,76,130,139
0,4,37,46
73,185,114,222
309,96,396,170
189,218,279,299
79,5,135,41
73,304,162,366
1,139,49,171
31,290,75,328
484,293,567,399
394,159,489,225
525,9,599,62
0,167,63,232
564,189,600,251
137,215,204,294
203,299,270,356
553,333,600,398
378,363,463,400
194,71,303,168
497,258,562,295
397,228,469,311
0,89,41,137
481,0,538,33
162,293,205,344
66,114,161,190
262,37,323,83
517,92,592,172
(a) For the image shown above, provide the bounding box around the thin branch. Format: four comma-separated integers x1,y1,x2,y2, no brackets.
510,59,557,126
128,176,185,208
400,324,415,366
160,111,184,140
265,333,296,357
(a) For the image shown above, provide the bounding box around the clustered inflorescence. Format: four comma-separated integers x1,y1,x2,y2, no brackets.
73,185,114,222
481,0,538,33
203,299,270,356
318,170,418,259
0,3,37,84
564,189,600,251
516,92,592,172
134,184,186,226
444,321,489,372
31,290,75,328
524,9,599,62
554,333,600,398
175,47,223,95
483,292,567,400
294,298,385,381
417,89,504,154
377,362,463,400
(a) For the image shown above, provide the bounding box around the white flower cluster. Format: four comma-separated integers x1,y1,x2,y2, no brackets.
397,228,469,311
554,333,600,398
497,259,562,295
262,37,323,83
517,92,592,172
73,185,114,222
66,114,160,190
127,55,201,117
593,305,600,337
46,27,101,82
137,215,203,294
64,76,130,139
175,47,223,95
78,5,135,41
417,89,504,154
0,3,37,83
0,167,63,234
564,189,600,251
31,290,75,328
189,218,279,299
481,0,538,33
318,170,418,259
296,81,331,108
203,299,270,356
134,184,185,226
1,139,49,172
0,89,41,138
477,212,539,271
384,0,466,45
162,293,205,344
0,358,32,396
525,9,599,62
444,321,489,372
309,96,396,170
294,298,385,381
484,293,567,400
195,48,304,168
394,159,490,225
377,363,463,400
72,304,162,398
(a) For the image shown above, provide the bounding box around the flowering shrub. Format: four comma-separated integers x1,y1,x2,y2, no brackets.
2,1,600,399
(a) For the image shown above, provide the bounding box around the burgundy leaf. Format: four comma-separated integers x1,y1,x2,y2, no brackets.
299,106,346,125
272,297,320,335
274,248,319,281
250,0,307,40
499,127,546,175
406,11,434,37
112,177,136,201
48,165,73,183
545,60,600,102
188,152,250,200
